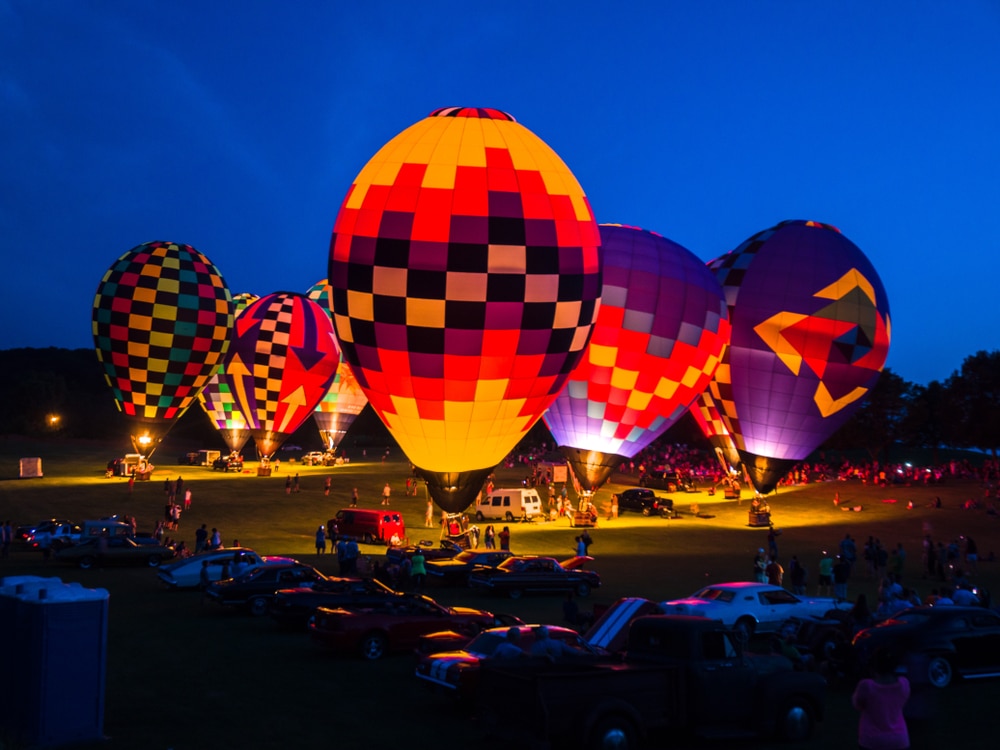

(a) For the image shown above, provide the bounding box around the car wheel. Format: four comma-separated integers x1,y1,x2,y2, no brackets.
361,632,387,660
508,588,523,600
928,655,953,688
249,597,269,617
505,511,514,522
588,714,637,750
147,555,161,568
776,697,814,741
475,511,485,523
78,556,95,570
576,582,592,597
641,507,651,517
734,617,756,642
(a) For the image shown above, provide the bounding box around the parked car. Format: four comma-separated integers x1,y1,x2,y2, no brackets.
212,455,244,471
615,487,673,516
639,469,689,491
415,612,526,654
156,548,283,589
268,577,401,628
384,540,463,567
16,518,73,542
468,555,600,599
660,581,850,639
54,535,176,569
26,521,82,550
334,508,405,545
204,562,326,615
425,549,515,585
308,593,496,660
416,624,607,696
852,606,1000,688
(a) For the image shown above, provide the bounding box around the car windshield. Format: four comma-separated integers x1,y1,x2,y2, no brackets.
465,632,506,654
692,587,736,603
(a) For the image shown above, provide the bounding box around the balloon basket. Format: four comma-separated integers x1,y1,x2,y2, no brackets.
257,467,272,477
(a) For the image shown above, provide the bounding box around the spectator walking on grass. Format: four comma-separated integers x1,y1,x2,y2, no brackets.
381,482,391,505
315,525,326,555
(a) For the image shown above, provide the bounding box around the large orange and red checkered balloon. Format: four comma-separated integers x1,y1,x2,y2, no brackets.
197,292,259,455
328,107,602,512
219,292,341,459
707,220,891,493
689,390,741,474
543,224,730,493
306,279,369,452
92,241,234,457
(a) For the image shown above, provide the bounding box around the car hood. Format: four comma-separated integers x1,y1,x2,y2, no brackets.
449,606,493,617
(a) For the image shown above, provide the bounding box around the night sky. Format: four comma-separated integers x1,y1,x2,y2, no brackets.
2,1,998,385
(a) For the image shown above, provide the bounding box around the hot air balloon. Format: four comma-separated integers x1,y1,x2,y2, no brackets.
306,280,369,453
197,292,260,455
689,390,741,475
543,224,730,496
328,107,602,513
707,220,891,494
219,292,341,462
92,241,233,459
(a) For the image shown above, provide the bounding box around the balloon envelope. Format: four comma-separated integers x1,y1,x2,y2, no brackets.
708,220,891,493
306,280,369,451
197,292,259,454
544,224,729,492
92,241,233,457
220,292,341,459
328,107,602,511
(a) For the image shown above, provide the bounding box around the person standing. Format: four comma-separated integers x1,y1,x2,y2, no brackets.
292,473,300,493
324,477,332,497
484,525,495,549
381,482,391,505
818,551,834,596
128,473,135,494
184,487,192,510
852,648,910,750
351,487,359,507
315,525,326,555
195,524,208,553
0,520,12,559
410,547,426,592
285,475,292,495
425,499,434,528
210,527,222,550
498,526,511,551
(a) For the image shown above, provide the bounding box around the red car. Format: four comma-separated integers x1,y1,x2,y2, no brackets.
308,593,496,660
415,624,606,696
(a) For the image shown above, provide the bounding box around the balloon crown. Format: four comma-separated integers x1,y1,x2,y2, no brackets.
429,106,516,121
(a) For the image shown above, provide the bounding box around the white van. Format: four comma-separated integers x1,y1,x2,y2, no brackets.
474,488,544,522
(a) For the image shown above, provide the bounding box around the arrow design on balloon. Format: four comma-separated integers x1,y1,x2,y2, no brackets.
277,385,309,434
754,268,891,418
224,354,257,427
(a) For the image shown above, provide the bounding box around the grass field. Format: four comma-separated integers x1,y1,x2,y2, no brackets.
2,436,999,749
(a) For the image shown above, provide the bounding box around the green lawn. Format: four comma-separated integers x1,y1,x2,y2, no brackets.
1,437,999,749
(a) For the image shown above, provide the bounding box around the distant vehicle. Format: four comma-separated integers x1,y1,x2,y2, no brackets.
385,540,463,567
852,606,1000,688
269,577,400,628
334,508,404,545
468,556,600,599
302,451,333,466
204,562,326,615
615,488,673,516
425,549,515,585
660,582,850,640
156,548,280,589
26,522,82,550
639,468,688,491
473,488,544,522
15,519,72,542
54,536,176,569
212,455,244,471
308,593,496,660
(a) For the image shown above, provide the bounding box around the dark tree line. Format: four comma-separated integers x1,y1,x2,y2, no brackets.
2,348,999,464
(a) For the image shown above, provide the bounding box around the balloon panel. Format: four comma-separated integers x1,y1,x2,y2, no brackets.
544,224,729,459
708,220,891,462
221,293,340,446
92,241,233,421
328,108,601,473
198,292,259,434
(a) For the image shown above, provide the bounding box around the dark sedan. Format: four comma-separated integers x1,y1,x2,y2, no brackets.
308,593,496,660
269,577,400,628
384,540,463,567
54,535,176,569
468,555,600,599
852,606,1000,687
425,549,514,585
204,562,326,615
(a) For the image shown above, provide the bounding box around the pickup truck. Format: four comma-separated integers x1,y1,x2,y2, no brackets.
476,614,825,749
27,519,130,551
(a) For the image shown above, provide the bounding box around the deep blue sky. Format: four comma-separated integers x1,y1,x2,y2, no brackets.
2,1,997,385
